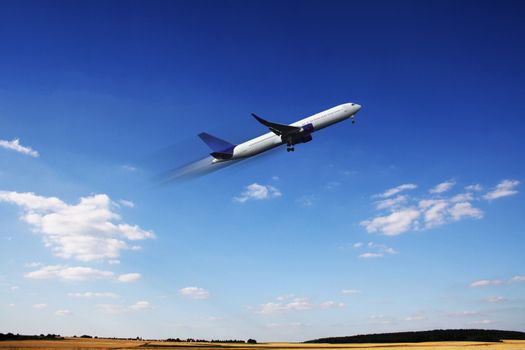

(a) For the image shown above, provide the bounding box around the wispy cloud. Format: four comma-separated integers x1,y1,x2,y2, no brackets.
117,199,135,208
375,195,408,210
405,313,427,321
296,195,315,207
0,138,39,157
360,179,519,236
117,273,142,283
179,287,210,299
68,292,118,298
257,295,344,314
466,184,483,192
25,265,141,282
468,319,495,325
483,179,520,200
469,279,504,288
320,300,345,309
55,309,72,316
377,184,417,198
0,191,154,261
96,300,150,314
341,289,360,295
447,310,480,317
234,183,281,203
121,165,137,172
470,274,525,288
33,303,47,309
430,180,455,194
483,296,506,303
353,241,397,259
359,252,384,259
361,208,420,236
511,275,525,283
258,297,312,314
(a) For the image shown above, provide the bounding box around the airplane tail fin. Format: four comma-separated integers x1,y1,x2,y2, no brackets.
198,132,236,160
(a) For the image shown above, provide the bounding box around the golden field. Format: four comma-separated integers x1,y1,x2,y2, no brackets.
0,338,524,350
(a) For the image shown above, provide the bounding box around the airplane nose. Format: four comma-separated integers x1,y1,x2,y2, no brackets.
349,103,361,112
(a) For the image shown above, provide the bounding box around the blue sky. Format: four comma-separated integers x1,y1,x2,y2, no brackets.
1,0,524,342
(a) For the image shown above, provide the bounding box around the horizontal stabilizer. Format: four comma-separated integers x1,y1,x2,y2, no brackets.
251,113,301,136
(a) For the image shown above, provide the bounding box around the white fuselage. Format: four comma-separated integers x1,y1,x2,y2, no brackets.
223,102,361,161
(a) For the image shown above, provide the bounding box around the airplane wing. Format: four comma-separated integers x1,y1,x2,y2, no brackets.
252,113,301,136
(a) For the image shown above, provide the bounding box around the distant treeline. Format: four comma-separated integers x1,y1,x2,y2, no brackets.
305,329,525,343
0,333,63,341
165,338,257,344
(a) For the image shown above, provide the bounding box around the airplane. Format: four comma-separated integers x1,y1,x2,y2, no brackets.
198,102,362,163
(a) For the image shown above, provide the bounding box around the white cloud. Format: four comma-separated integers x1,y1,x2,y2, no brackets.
359,252,383,259
451,192,474,202
405,313,427,321
33,303,47,309
375,195,407,210
320,300,345,309
377,184,417,198
357,242,397,259
466,184,483,192
55,309,72,316
96,301,150,314
25,262,42,268
179,287,210,299
341,289,360,295
447,310,480,317
258,297,312,314
0,191,154,261
129,301,150,311
484,296,506,303
0,138,39,157
118,199,135,208
297,195,315,207
234,183,281,203
117,273,141,283
468,319,495,325
449,202,483,221
430,180,455,194
352,242,363,248
420,199,449,228
511,275,525,283
361,208,420,236
108,259,120,265
67,292,118,298
25,265,140,283
469,279,504,288
483,179,520,200
96,304,126,314
121,165,137,172
25,265,114,281
361,180,490,235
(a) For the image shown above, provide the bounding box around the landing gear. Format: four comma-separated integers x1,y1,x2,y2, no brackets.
287,146,295,152
351,116,356,124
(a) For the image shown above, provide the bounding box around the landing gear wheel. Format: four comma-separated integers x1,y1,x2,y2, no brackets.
351,118,356,124
287,146,295,152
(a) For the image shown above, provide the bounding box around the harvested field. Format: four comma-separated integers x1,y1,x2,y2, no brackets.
1,339,525,350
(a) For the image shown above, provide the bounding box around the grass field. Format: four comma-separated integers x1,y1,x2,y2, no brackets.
1,338,525,350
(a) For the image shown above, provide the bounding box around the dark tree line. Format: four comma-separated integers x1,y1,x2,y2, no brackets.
165,338,256,344
0,333,63,341
305,329,525,344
